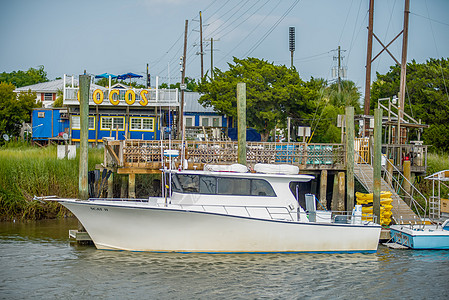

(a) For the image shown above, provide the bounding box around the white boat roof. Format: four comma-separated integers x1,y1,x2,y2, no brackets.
169,169,314,182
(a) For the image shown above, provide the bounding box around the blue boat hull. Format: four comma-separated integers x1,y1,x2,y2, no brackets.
390,227,449,250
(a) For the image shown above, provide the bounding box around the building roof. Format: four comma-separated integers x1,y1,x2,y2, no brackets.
14,78,104,93
184,92,216,113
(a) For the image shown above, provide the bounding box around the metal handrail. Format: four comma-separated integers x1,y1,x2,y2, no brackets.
354,151,428,223
89,198,296,221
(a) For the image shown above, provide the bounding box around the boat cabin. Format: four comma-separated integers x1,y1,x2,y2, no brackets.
168,170,317,221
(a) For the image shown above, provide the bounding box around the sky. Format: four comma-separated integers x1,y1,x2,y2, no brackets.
1,0,448,98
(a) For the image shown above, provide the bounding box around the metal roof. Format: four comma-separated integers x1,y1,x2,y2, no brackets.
14,78,105,93
184,92,215,113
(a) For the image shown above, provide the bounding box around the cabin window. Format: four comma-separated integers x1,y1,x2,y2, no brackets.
101,116,124,130
251,179,276,196
71,116,95,130
174,174,199,193
172,174,275,197
130,117,154,131
218,178,249,195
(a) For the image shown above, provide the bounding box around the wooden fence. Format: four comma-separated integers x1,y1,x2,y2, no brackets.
104,139,346,171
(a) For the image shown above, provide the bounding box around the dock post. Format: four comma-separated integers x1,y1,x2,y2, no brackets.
107,172,114,198
386,158,394,187
338,172,345,211
128,173,136,199
78,74,90,200
403,160,411,196
237,82,247,165
345,106,355,210
331,173,339,211
319,170,328,209
373,108,383,224
120,175,127,198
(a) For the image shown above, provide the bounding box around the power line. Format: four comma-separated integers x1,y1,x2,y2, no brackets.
244,0,301,57
218,0,281,64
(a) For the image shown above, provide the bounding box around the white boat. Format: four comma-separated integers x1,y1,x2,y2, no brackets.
55,167,381,253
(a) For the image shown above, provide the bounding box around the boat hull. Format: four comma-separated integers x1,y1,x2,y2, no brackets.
390,225,449,250
62,200,381,253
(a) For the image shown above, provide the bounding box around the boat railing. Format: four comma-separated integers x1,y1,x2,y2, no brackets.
354,150,427,225
331,210,378,224
89,198,297,221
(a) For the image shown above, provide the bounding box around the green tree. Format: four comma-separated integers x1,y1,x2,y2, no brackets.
53,89,64,107
198,57,318,141
159,77,198,91
371,58,449,151
301,79,361,143
0,83,40,138
0,66,48,88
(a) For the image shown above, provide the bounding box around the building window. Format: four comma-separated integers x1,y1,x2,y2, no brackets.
200,116,221,127
38,112,45,118
185,116,194,127
72,116,95,130
101,116,125,130
201,117,209,127
44,93,53,101
130,117,154,132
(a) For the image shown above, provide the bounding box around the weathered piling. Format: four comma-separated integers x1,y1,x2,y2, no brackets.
373,108,382,223
345,106,355,210
403,160,411,196
319,170,327,209
78,74,90,200
237,82,247,165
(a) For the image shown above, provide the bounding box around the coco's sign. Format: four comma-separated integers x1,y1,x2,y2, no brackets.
77,89,150,106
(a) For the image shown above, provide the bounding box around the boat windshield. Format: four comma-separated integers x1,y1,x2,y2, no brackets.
172,174,276,197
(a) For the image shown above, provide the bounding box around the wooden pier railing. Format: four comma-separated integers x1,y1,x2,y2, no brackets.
104,139,346,172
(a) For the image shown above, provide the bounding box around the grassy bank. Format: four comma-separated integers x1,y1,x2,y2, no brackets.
415,152,449,198
0,143,103,220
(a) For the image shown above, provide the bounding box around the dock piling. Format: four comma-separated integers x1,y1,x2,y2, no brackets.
78,74,90,200
237,82,247,165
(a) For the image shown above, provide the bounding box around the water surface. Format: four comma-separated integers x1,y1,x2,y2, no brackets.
1,219,448,299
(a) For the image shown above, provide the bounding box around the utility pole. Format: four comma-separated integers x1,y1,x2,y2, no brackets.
338,45,341,93
179,20,188,140
199,11,204,79
146,63,149,88
364,0,374,116
397,0,410,144
210,37,214,80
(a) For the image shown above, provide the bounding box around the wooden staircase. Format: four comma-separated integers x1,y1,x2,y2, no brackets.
354,163,419,223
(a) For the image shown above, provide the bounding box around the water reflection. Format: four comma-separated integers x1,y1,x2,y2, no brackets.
1,219,448,299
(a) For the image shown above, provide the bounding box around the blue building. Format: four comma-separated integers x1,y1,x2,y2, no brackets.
27,75,261,144
31,108,70,143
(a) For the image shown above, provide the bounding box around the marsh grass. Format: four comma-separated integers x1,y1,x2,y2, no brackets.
415,152,449,200
0,144,103,220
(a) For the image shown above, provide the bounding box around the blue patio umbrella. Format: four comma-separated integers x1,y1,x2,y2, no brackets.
95,73,118,79
117,72,143,81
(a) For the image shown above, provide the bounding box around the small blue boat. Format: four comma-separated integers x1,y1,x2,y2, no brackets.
390,220,449,250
